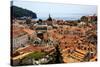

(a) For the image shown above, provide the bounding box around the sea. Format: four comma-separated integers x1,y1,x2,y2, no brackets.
32,16,81,21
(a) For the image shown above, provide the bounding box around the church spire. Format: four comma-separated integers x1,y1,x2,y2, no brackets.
49,14,51,18
47,13,52,21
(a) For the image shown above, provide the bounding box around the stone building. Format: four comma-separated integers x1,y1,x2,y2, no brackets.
12,28,29,52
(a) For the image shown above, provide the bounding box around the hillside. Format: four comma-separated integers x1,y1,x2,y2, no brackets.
11,6,37,18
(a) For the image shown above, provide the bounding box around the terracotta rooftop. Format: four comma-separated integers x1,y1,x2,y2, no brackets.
12,28,27,38
15,45,55,55
23,28,35,35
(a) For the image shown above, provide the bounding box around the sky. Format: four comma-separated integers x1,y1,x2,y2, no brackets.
12,1,97,19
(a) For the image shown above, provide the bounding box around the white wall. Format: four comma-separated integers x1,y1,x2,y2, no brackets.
0,0,99,67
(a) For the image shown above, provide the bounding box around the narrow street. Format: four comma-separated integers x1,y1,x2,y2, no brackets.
55,45,63,63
